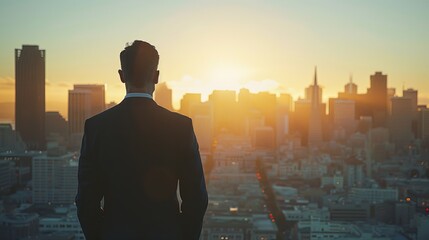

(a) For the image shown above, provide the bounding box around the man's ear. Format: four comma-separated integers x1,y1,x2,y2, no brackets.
153,70,159,84
118,69,125,83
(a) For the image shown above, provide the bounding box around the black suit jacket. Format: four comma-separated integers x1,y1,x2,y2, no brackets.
75,97,208,240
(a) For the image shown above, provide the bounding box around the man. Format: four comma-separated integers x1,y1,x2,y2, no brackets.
75,40,208,240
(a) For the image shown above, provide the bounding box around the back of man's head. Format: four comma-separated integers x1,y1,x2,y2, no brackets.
120,40,159,88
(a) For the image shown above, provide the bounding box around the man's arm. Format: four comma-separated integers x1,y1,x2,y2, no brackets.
179,120,208,240
75,120,104,240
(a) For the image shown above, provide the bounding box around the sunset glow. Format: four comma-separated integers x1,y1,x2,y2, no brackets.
1,1,429,119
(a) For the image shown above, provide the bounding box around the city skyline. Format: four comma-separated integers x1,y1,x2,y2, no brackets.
1,58,428,121
1,0,429,118
1,2,429,239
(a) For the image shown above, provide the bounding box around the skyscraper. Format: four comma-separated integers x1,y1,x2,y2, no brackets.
308,67,323,148
344,75,358,94
209,90,239,135
403,88,418,120
72,84,105,115
68,84,105,149
403,88,418,138
418,107,429,143
45,111,68,143
277,93,292,144
68,88,91,136
305,85,323,103
15,45,46,150
390,97,413,149
368,72,388,127
180,93,201,116
191,102,213,152
338,78,368,120
387,88,396,115
329,99,356,136
154,82,173,111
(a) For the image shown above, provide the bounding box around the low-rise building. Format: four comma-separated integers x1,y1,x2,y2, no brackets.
0,213,39,239
349,187,398,203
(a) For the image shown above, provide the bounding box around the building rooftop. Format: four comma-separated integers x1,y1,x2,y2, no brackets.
0,213,39,223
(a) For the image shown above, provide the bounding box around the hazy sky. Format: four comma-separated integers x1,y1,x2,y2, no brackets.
1,0,428,117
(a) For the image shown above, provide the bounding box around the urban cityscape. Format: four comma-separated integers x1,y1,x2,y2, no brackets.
0,43,428,240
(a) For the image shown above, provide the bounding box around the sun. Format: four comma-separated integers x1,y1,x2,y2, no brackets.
207,64,248,91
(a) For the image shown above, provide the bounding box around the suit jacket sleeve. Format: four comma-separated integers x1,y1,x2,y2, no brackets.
75,120,104,240
179,120,208,240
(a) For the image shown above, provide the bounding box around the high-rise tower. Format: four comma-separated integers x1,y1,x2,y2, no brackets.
390,97,413,149
368,72,388,127
68,84,105,149
403,88,418,121
344,75,357,94
154,82,173,111
308,67,323,148
15,45,46,150
72,84,105,116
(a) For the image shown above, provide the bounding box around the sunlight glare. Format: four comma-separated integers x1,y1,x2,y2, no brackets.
208,64,248,91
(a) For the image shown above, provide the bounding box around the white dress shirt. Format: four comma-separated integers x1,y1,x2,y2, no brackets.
124,92,153,99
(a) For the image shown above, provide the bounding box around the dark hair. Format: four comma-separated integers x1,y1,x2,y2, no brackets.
120,40,159,87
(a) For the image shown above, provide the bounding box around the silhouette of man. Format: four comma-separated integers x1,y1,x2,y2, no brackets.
75,40,208,240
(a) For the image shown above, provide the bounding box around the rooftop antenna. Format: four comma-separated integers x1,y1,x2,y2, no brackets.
314,66,318,86
349,73,353,93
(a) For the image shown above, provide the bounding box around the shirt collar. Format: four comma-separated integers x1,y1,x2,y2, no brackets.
124,92,153,99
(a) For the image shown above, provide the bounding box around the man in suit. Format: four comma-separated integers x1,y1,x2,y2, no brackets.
75,40,208,240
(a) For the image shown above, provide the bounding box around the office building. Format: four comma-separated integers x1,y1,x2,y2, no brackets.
344,76,358,94
349,187,398,203
154,82,173,111
387,87,396,114
68,88,91,149
368,72,388,127
209,90,239,135
329,99,356,136
0,213,39,239
418,107,429,142
15,45,46,150
252,92,277,133
344,157,364,188
39,206,84,240
254,126,275,149
0,151,42,185
305,85,323,103
389,97,413,149
278,93,293,113
403,88,418,120
329,203,370,221
0,159,14,193
180,93,201,116
404,88,418,137
45,111,68,143
0,102,14,124
0,123,27,152
291,99,310,146
191,102,213,152
72,84,105,115
32,152,78,204
68,84,105,149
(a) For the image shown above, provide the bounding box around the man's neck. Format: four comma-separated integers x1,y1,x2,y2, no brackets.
126,85,153,96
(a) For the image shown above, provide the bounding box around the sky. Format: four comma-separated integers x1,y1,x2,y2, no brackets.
1,0,429,119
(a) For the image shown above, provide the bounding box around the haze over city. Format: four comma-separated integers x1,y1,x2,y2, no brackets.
1,0,429,119
1,1,429,240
